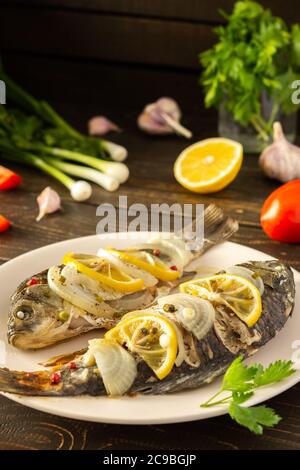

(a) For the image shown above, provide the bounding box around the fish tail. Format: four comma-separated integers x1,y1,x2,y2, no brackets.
0,367,61,396
199,204,238,255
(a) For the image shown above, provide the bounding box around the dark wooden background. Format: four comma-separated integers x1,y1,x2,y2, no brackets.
1,0,300,450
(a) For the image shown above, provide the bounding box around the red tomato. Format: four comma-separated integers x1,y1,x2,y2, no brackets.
0,166,22,191
0,215,11,233
260,180,300,243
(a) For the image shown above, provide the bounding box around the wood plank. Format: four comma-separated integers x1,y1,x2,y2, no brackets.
0,7,215,70
2,0,299,24
1,383,300,449
1,53,205,114
2,53,300,135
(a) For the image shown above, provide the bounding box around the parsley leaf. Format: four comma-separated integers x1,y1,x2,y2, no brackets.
229,402,281,435
199,0,300,140
201,356,296,434
222,356,259,392
253,360,295,387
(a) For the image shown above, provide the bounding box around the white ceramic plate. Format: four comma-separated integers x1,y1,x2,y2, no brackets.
0,234,299,424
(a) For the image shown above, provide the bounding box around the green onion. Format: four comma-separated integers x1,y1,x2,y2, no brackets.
0,141,92,201
0,69,128,162
23,143,129,183
44,156,119,192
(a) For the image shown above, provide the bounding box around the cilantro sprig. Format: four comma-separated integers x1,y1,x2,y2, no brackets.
199,1,300,142
201,356,295,434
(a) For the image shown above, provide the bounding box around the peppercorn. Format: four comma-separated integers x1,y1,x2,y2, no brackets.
26,278,39,287
58,310,70,322
50,372,61,384
163,303,176,313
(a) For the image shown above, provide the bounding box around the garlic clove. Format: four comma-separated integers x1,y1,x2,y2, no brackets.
88,116,121,136
259,122,300,183
36,186,62,222
137,111,172,135
137,97,192,139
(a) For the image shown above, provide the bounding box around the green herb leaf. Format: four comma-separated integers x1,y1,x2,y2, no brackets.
232,390,254,404
199,0,300,138
229,401,281,435
253,360,295,387
222,356,259,392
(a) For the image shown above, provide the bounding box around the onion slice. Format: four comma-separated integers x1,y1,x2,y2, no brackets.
157,293,215,340
47,266,115,316
89,339,137,396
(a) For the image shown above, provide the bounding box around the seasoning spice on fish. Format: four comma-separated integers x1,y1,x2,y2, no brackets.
26,277,39,287
163,303,176,313
50,372,61,384
153,249,161,257
58,311,69,322
170,265,178,271
69,362,77,370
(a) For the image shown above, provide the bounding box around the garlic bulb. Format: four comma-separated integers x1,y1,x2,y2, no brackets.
225,266,264,296
36,187,61,221
157,293,215,340
259,122,300,182
90,339,137,396
137,97,192,139
88,116,121,136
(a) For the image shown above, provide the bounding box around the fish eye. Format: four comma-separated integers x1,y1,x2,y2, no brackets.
15,308,33,320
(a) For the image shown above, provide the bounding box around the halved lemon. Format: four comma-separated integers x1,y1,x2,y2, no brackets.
105,313,178,379
180,274,262,327
174,138,243,193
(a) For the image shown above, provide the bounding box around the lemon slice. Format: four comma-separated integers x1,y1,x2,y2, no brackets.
107,249,180,282
174,138,243,193
180,274,262,327
62,253,144,293
105,313,178,379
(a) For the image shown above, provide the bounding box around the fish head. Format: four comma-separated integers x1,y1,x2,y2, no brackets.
8,279,67,349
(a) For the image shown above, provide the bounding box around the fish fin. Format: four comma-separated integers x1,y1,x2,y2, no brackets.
39,348,87,367
0,367,61,395
200,204,238,255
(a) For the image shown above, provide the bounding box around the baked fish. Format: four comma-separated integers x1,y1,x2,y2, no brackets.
0,260,295,396
8,204,238,350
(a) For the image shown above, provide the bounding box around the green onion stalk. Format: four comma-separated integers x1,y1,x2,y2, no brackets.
0,141,92,201
0,70,128,162
22,142,129,184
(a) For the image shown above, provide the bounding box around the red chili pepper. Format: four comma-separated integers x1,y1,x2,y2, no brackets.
26,277,39,287
0,215,11,233
153,248,161,257
69,362,77,370
170,265,178,271
0,166,22,191
50,372,61,384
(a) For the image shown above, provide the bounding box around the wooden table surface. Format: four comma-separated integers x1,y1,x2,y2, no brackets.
1,100,300,450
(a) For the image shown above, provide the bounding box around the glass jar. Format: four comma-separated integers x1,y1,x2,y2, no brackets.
218,98,297,153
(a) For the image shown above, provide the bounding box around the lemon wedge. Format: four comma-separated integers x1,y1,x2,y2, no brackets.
105,312,178,379
180,274,262,327
174,138,243,193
